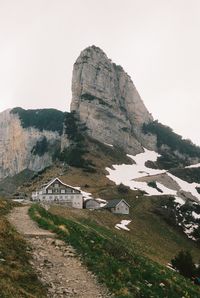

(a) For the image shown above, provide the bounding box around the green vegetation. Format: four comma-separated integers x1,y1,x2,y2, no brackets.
196,187,200,194
143,121,200,169
170,167,200,183
58,112,96,171
171,250,198,279
81,93,96,101
64,111,86,141
29,204,200,298
59,112,88,168
87,137,133,165
147,181,163,193
154,197,200,243
117,183,130,194
156,152,185,169
11,107,65,135
59,146,88,168
31,136,48,156
81,93,112,108
0,199,46,297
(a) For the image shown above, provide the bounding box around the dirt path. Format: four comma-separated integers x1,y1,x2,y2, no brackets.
8,206,110,298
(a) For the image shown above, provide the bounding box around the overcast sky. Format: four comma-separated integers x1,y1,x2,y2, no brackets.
0,0,200,144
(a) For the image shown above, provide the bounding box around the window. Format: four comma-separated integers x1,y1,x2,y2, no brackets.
61,189,65,194
54,183,59,188
48,189,52,194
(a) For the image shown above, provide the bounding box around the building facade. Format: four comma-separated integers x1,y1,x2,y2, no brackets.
104,199,130,214
31,177,83,209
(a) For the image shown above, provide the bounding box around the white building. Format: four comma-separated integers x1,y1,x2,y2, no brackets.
31,177,83,209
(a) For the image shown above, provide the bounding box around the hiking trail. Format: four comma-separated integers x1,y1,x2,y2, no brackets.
8,206,110,298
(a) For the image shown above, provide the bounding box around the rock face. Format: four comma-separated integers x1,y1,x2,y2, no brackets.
71,45,157,154
0,109,62,180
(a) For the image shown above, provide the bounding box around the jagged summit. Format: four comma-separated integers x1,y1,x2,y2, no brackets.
71,45,156,154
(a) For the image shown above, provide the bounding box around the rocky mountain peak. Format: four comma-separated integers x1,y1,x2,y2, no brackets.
71,45,156,154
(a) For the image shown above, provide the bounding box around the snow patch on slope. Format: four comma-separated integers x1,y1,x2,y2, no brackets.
115,220,131,231
192,211,200,219
174,197,185,206
186,163,200,169
106,148,200,201
106,148,168,196
167,173,200,201
184,224,198,240
104,142,113,147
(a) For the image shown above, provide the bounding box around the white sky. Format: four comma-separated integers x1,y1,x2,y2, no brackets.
0,0,200,144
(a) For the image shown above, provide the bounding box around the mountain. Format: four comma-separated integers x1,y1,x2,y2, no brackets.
71,45,200,167
71,45,156,154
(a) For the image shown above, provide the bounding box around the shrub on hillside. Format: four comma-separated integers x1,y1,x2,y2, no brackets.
147,181,163,193
117,183,130,194
143,120,200,158
11,107,65,135
31,137,48,156
171,250,196,278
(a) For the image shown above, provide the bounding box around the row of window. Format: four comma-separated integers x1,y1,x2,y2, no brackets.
42,195,77,200
47,189,78,194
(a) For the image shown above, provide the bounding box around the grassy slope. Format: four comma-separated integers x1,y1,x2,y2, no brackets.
29,204,200,298
21,139,200,265
0,198,47,298
49,195,200,265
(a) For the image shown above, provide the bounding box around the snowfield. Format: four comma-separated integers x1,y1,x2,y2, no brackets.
106,148,200,202
115,220,132,231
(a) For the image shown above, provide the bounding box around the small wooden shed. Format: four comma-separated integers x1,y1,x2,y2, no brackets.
104,199,130,215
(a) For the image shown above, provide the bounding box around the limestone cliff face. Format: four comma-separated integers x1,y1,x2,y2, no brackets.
0,109,61,180
71,46,157,154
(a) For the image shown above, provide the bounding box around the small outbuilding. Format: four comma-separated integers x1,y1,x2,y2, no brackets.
104,199,130,215
84,199,102,209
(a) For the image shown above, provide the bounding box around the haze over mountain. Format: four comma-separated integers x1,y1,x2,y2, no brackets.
1,1,200,145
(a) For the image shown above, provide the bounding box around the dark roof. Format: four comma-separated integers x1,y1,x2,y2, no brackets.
85,199,100,203
104,199,130,209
